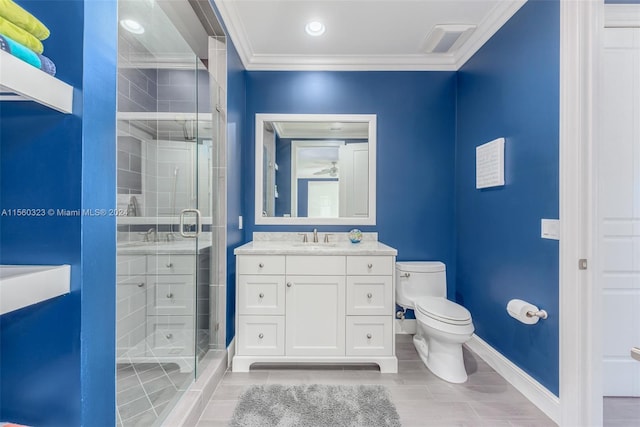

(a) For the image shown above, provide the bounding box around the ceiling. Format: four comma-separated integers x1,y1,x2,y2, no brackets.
213,0,527,71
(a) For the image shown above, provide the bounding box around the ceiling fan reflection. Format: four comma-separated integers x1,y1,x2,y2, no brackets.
313,161,339,177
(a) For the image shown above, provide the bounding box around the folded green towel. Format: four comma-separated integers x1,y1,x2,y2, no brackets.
0,0,49,40
0,15,42,54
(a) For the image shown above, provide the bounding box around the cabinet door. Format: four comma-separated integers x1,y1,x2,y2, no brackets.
146,315,194,357
146,274,194,316
285,275,345,356
346,276,393,316
238,275,285,315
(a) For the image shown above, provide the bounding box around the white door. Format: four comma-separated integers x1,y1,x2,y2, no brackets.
339,143,368,217
307,181,339,218
599,27,640,397
285,275,345,356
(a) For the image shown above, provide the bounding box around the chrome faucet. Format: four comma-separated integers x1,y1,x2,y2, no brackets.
312,228,319,243
146,227,158,242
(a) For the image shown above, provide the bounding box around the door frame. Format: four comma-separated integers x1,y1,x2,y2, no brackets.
559,0,602,425
560,2,640,425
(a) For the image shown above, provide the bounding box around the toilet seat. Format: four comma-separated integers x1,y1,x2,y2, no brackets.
414,297,472,326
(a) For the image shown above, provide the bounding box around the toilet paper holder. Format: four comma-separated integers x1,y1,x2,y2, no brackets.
526,309,548,320
507,299,548,324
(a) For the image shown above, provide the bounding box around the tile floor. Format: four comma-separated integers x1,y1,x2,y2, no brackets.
195,335,557,427
603,397,640,427
116,362,191,426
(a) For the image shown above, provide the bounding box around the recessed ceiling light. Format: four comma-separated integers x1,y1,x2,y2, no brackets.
305,21,325,37
120,19,145,35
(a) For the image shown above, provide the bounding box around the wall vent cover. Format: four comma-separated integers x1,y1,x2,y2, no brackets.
421,24,477,54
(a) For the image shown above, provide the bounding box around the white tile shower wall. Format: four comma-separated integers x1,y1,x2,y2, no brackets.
143,140,195,217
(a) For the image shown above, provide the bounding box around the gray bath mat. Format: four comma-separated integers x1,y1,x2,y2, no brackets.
229,384,401,427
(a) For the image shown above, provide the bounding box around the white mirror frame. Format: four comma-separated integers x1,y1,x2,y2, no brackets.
255,113,377,225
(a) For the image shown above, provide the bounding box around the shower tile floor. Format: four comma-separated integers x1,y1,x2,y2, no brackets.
116,361,191,426
116,331,211,426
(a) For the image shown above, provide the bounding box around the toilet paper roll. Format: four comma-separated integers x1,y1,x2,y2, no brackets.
506,299,540,325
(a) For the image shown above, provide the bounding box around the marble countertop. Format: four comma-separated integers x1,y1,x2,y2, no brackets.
234,240,397,256
117,239,212,255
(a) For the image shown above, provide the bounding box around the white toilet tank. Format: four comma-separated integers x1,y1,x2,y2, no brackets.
395,261,447,309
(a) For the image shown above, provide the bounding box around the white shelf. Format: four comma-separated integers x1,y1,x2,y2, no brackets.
117,111,212,122
0,50,73,113
117,216,213,225
0,264,71,315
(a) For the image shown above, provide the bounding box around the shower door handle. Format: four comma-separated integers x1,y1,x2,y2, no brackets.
179,208,202,238
632,347,640,362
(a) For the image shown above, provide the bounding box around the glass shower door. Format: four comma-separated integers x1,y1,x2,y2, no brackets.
115,1,214,424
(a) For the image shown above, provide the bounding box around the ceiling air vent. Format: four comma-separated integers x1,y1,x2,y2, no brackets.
421,24,476,54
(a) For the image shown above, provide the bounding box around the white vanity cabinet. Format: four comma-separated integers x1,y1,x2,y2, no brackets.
145,254,196,356
116,252,197,357
233,245,398,373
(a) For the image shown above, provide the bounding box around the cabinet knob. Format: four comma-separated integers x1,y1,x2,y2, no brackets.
166,333,173,339
259,263,264,268
287,282,293,288
366,333,372,339
166,293,174,299
259,293,264,298
137,282,145,288
166,262,173,268
367,293,373,299
367,263,373,269
258,333,264,339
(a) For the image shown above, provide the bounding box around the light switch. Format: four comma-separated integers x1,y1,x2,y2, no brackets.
541,219,560,240
239,215,243,230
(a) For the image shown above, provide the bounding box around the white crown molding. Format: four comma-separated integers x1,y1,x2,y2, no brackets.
605,4,640,28
454,0,527,68
214,0,527,71
213,0,254,68
465,335,560,424
245,54,459,71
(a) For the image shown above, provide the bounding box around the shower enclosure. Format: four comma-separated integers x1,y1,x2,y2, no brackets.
115,0,226,425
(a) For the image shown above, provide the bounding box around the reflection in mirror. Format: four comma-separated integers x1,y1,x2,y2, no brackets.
255,114,376,225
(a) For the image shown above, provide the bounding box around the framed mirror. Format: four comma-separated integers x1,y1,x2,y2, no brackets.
255,114,376,225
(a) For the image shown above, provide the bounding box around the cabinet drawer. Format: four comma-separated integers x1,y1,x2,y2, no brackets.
117,255,146,276
346,316,393,356
238,275,285,315
346,256,393,276
286,255,345,275
146,275,194,316
146,315,194,356
148,254,195,275
346,276,393,316
238,255,285,275
238,315,285,356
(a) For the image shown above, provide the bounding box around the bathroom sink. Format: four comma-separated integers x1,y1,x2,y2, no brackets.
0,264,71,315
292,243,338,248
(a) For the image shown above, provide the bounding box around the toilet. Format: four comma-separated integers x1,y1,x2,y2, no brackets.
396,261,474,383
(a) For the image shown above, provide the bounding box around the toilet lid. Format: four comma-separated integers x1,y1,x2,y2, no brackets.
415,297,472,324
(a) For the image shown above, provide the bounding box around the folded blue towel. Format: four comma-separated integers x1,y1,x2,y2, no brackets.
0,34,55,76
37,52,55,75
0,33,40,68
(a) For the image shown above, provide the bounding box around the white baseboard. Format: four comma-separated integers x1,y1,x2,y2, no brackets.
465,335,560,424
395,318,417,334
227,337,236,369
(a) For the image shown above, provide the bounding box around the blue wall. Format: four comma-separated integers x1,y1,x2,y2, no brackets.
0,0,117,425
244,71,458,293
455,0,559,395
